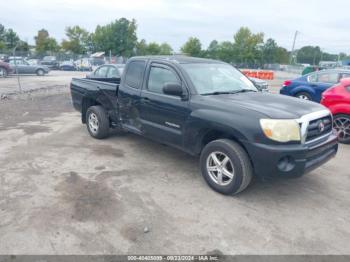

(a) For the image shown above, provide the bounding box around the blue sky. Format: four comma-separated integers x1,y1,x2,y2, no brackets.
1,0,349,53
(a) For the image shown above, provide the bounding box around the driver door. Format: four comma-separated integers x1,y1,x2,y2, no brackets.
139,63,190,147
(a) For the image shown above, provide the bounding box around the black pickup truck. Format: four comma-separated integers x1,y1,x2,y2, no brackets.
70,56,338,195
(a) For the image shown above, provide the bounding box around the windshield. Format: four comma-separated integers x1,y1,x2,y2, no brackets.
182,63,257,95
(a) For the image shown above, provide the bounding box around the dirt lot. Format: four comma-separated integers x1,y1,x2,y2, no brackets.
0,72,349,255
0,71,86,95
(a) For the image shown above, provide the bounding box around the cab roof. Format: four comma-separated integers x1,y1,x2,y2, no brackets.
130,55,226,64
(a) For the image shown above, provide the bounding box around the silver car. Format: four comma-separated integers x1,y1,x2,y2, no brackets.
9,59,50,76
249,77,269,92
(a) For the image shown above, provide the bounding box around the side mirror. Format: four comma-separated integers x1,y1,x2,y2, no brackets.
162,82,183,97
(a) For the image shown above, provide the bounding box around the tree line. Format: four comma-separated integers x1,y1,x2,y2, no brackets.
1,18,349,66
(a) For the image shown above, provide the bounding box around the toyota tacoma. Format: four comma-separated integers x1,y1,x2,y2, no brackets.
70,56,338,195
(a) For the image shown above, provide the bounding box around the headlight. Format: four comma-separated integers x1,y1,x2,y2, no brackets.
260,119,300,142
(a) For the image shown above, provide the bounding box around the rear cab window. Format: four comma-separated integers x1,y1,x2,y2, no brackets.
124,61,146,89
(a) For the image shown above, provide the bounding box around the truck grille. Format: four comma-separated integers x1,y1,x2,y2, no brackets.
306,115,332,142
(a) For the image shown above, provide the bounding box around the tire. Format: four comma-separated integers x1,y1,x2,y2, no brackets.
0,67,8,78
295,92,312,101
86,106,110,139
36,69,45,76
200,139,253,195
333,114,350,144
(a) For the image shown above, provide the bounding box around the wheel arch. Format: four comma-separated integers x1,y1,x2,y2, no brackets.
196,128,250,158
81,96,102,123
290,85,315,97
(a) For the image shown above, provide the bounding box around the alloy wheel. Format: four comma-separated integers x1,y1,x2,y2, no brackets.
334,117,350,141
206,151,235,186
298,94,310,100
88,112,99,135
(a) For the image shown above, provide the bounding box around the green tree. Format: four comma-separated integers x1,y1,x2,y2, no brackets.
4,28,20,49
216,41,235,63
16,40,29,51
0,24,5,50
321,52,338,61
35,29,59,54
275,47,289,64
61,26,90,54
146,42,161,55
135,39,148,56
207,40,219,59
92,18,137,57
233,27,264,65
296,46,321,65
262,38,278,64
159,42,173,55
181,37,202,57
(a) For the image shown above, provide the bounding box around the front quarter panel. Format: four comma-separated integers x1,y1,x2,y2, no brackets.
184,107,263,154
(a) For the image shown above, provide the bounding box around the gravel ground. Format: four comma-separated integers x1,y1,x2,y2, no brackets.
0,72,349,255
0,71,86,96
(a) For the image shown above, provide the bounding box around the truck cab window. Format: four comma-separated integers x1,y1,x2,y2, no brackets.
148,66,180,94
125,61,145,89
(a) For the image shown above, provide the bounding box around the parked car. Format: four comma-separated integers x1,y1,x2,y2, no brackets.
86,64,125,83
75,58,92,71
70,56,338,195
280,69,350,102
59,61,76,71
26,59,40,65
0,61,13,77
249,77,269,92
40,56,59,69
9,58,49,76
321,78,350,144
89,57,105,67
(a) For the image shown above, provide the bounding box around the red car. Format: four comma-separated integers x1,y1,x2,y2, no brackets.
0,61,13,77
321,77,350,144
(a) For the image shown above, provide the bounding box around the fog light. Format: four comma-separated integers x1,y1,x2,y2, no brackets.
277,156,295,172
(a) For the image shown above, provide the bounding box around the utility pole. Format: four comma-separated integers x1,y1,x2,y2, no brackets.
290,30,299,65
13,44,22,93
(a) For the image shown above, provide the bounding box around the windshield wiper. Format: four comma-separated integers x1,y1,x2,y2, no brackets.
202,91,236,95
202,89,257,96
229,89,257,94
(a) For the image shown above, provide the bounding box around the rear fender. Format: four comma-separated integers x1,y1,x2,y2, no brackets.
290,85,315,97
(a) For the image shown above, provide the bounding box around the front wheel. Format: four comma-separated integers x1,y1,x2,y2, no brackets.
295,92,312,101
86,106,110,139
333,114,350,144
200,139,253,195
36,69,45,76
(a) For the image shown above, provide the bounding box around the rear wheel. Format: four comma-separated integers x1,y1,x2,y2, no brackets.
333,114,350,144
36,69,45,76
0,67,8,78
86,106,110,139
295,92,312,101
200,139,253,195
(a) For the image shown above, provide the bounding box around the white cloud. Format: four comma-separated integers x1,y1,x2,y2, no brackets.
1,0,349,53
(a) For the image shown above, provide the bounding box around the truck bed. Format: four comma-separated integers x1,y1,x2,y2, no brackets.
70,78,119,113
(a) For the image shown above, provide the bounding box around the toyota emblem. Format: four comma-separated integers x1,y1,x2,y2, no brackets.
318,121,325,132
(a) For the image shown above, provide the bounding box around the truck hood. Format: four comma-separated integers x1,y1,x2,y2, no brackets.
201,92,327,119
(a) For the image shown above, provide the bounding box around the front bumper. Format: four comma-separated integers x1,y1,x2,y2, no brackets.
242,132,338,179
